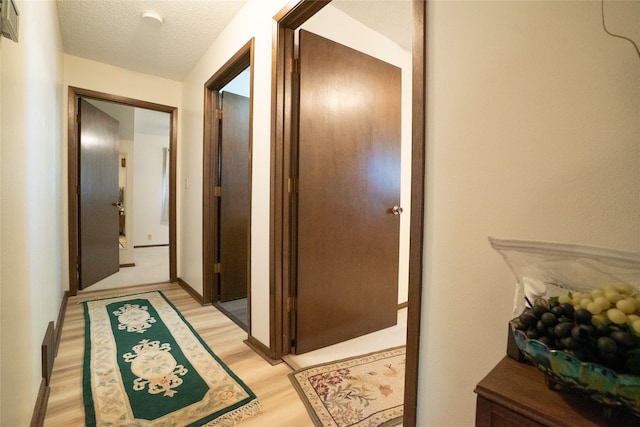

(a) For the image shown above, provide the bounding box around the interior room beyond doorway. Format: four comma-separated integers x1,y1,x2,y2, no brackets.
66,86,178,296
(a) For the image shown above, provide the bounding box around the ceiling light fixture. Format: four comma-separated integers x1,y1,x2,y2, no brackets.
141,10,163,26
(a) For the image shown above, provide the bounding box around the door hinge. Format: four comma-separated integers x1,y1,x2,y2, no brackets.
288,178,298,194
290,57,299,74
214,186,222,197
287,296,296,312
215,108,223,120
214,263,221,274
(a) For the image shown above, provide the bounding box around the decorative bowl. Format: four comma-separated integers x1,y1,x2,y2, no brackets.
511,321,640,416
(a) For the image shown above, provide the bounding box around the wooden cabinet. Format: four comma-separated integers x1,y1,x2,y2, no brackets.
474,357,640,427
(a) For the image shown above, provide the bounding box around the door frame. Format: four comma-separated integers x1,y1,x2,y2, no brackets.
67,86,178,296
269,1,425,425
202,39,254,310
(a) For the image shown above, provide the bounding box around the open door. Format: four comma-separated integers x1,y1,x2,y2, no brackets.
78,99,120,289
294,30,402,354
218,91,251,302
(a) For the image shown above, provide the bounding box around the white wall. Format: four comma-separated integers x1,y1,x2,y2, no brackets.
64,55,183,108
419,1,640,425
0,0,65,424
133,132,170,246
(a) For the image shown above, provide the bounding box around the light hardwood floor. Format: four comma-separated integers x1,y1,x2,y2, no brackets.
44,283,315,426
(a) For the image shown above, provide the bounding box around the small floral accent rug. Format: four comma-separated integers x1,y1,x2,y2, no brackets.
83,291,261,426
289,346,405,427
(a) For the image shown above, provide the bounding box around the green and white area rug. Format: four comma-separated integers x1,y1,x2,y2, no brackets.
83,291,261,426
289,346,405,427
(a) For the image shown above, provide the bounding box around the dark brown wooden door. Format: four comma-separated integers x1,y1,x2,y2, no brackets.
294,30,402,354
218,92,250,302
79,99,120,289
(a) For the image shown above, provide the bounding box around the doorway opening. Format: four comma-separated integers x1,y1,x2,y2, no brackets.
270,1,425,425
203,40,254,332
67,87,178,296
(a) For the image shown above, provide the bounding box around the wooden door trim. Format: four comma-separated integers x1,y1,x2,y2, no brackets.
405,1,426,424
270,1,425,425
67,86,178,296
202,39,254,309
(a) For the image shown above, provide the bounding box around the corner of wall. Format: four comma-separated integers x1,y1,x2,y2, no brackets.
0,0,67,424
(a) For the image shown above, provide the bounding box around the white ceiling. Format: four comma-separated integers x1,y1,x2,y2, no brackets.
56,0,248,81
56,0,412,82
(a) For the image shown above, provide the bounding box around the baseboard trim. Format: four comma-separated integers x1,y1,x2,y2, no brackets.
133,243,169,248
54,291,68,357
30,379,49,427
119,262,136,268
398,301,408,310
42,322,55,386
32,291,69,425
245,336,282,366
176,278,206,305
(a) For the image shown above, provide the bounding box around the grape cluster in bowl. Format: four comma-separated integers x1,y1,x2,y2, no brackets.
514,284,640,375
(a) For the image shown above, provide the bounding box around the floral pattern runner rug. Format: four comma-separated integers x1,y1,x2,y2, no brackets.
83,291,261,426
289,346,405,427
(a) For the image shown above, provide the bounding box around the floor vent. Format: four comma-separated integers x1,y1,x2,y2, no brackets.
41,321,55,386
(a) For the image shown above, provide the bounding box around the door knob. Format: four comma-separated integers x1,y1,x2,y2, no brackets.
392,206,403,215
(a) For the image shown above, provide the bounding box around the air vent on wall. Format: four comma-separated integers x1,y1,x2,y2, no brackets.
1,0,19,42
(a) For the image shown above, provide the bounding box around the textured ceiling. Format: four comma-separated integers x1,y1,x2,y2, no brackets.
56,0,248,81
56,0,412,82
